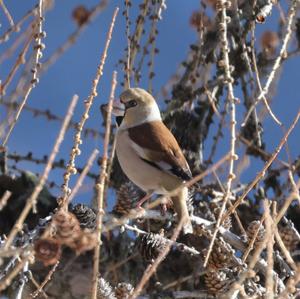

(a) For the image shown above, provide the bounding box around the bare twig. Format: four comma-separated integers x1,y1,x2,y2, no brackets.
0,100,104,139
124,0,131,88
223,203,281,297
3,94,79,250
0,5,37,43
0,20,33,64
130,219,184,299
0,253,33,292
274,229,297,271
31,261,59,298
41,0,109,73
224,109,300,219
277,267,300,299
6,151,98,179
67,149,99,203
29,275,48,299
203,0,238,267
242,215,265,262
58,8,119,208
249,24,282,126
0,34,32,96
129,0,150,77
243,0,298,121
0,190,12,211
15,261,28,299
264,200,274,298
2,0,45,146
275,173,300,224
91,71,117,299
0,0,14,26
124,223,200,256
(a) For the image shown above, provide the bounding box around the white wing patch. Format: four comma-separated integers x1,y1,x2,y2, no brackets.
129,139,173,172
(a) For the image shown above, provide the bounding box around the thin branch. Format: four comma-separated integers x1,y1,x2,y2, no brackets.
2,0,45,146
264,200,274,298
124,0,131,88
276,267,300,299
0,253,32,292
41,0,109,73
0,20,33,64
124,224,200,256
224,109,300,220
242,215,265,262
203,0,238,267
67,149,99,203
6,151,98,179
249,23,282,126
0,100,104,139
2,94,79,250
130,220,184,299
91,71,117,299
58,8,119,208
31,261,59,298
0,0,14,26
0,190,12,211
0,5,37,43
243,0,298,121
275,172,300,224
274,228,298,271
223,203,281,298
15,261,28,299
129,0,150,79
0,34,32,96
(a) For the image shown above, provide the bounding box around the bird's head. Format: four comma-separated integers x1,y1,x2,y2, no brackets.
112,88,161,128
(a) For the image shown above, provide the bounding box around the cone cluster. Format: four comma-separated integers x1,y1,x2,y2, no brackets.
278,222,300,251
34,209,97,265
246,220,266,245
113,181,145,215
71,203,97,229
136,232,167,262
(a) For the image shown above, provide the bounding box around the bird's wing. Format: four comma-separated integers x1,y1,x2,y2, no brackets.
127,121,192,181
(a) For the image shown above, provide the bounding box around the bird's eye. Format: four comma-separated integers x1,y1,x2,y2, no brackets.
124,99,137,109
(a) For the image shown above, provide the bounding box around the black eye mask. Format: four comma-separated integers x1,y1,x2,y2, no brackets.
124,99,137,109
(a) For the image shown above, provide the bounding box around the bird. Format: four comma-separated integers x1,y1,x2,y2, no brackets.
110,87,193,234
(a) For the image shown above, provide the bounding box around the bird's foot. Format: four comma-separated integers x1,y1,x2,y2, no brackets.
135,192,154,209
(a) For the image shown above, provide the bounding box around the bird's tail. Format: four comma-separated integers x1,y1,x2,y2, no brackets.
171,186,193,234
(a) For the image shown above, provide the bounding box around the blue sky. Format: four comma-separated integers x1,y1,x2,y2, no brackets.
1,1,299,205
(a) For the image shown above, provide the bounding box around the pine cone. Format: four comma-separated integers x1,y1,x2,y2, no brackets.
114,282,134,299
51,209,82,245
69,231,98,255
136,232,167,262
213,206,232,230
182,149,202,176
97,277,116,299
71,203,96,229
34,238,61,266
205,270,228,295
186,188,194,213
247,220,265,245
279,222,300,251
113,181,145,215
204,237,235,270
72,5,91,27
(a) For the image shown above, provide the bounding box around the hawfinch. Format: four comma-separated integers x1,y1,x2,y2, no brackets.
111,88,193,234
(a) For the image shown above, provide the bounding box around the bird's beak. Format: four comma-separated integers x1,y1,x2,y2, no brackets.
101,100,125,117
112,99,126,116
100,100,126,127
